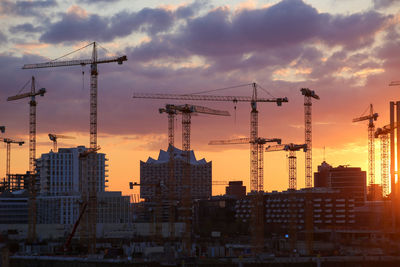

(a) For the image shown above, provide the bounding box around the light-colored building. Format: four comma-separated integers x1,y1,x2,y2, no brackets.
37,192,131,225
140,145,212,201
36,146,108,195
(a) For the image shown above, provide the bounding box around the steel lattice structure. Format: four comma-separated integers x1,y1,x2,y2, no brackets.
265,143,307,190
288,151,297,190
353,104,378,197
380,134,389,197
133,84,288,192
23,42,127,253
7,76,46,244
301,88,319,188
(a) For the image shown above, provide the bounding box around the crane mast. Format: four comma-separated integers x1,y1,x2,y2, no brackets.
2,138,24,178
7,76,46,243
159,106,178,239
301,88,319,188
209,137,281,191
265,143,307,190
133,83,288,193
375,124,395,197
163,104,229,254
22,42,127,253
353,104,378,199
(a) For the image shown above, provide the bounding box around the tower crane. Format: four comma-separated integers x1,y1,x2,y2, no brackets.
161,104,230,255
133,82,288,193
300,88,319,188
7,76,46,243
2,138,24,178
375,124,395,197
48,133,75,152
353,104,378,198
159,104,228,240
265,143,307,190
78,146,100,252
208,137,280,255
209,137,281,191
159,105,178,239
23,42,127,253
265,143,307,254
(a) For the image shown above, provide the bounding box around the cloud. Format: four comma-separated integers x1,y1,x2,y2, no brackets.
0,30,7,44
373,0,398,9
175,0,211,19
0,0,57,17
9,23,44,34
39,6,176,43
125,0,390,72
81,0,122,4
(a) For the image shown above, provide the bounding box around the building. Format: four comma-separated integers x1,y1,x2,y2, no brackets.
235,188,357,234
37,191,131,224
140,145,211,201
0,173,29,193
225,181,246,199
36,146,108,195
314,162,366,206
0,191,28,224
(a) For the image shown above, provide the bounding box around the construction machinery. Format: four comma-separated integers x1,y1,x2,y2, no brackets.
209,137,281,191
63,202,87,252
208,137,280,255
78,146,100,253
300,88,319,188
2,138,24,178
133,82,288,192
353,104,378,198
7,76,45,243
265,143,307,190
23,42,127,253
48,133,75,152
265,143,307,254
375,124,396,197
160,104,230,255
158,104,229,242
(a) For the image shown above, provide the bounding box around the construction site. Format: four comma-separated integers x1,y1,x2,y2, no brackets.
1,41,400,267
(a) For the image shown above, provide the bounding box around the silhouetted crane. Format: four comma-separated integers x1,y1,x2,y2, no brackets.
353,104,378,198
7,76,46,243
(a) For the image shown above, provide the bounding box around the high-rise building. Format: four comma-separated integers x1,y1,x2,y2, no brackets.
140,146,211,201
36,146,108,195
314,162,366,206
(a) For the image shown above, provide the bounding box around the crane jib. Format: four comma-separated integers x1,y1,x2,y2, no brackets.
22,56,127,69
132,93,288,103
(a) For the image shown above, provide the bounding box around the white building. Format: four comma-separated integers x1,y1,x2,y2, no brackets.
36,146,108,195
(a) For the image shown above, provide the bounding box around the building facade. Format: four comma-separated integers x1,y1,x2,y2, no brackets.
0,192,28,224
234,188,357,233
140,146,212,201
36,146,108,195
314,162,366,206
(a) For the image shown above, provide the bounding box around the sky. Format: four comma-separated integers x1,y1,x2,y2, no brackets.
0,0,399,197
